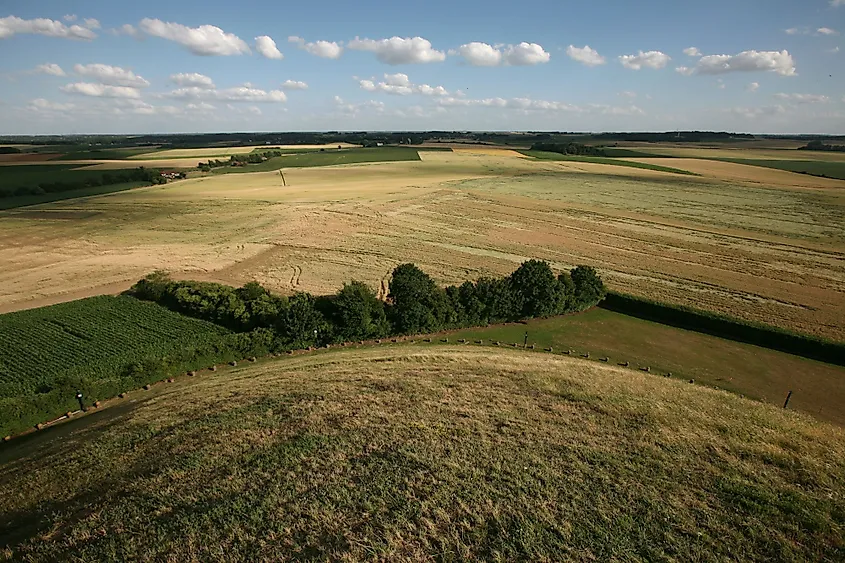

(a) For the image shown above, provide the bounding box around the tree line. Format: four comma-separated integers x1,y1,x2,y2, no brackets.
1,167,167,199
131,260,606,349
198,150,284,171
799,140,845,153
530,142,606,157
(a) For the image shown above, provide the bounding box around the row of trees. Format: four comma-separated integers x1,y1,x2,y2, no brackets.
799,140,845,153
530,142,606,157
131,260,606,349
198,150,284,171
1,167,166,199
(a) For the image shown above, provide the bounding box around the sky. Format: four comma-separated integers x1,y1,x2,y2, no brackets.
0,0,843,134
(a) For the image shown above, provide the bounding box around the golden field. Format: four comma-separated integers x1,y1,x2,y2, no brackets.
0,148,843,341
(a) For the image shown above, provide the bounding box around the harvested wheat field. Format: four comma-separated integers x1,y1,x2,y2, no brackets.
0,150,843,340
129,143,361,160
2,346,843,560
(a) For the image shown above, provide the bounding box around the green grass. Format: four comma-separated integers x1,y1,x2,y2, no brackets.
445,308,845,426
0,182,147,210
0,164,107,188
599,147,678,158
1,346,842,561
518,150,698,175
213,147,423,174
713,158,845,180
55,148,159,160
0,296,232,436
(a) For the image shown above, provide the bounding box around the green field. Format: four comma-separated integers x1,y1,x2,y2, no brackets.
518,150,697,175
213,147,425,174
0,181,148,210
445,308,845,426
54,148,159,160
0,296,232,436
715,158,845,180
1,346,842,561
0,164,114,188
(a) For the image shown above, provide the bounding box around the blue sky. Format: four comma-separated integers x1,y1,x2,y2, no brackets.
0,0,843,134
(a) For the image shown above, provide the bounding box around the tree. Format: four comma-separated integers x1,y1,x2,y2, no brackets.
131,270,172,302
570,265,606,310
474,277,518,322
331,281,389,341
387,263,450,334
509,260,566,319
557,272,576,312
278,292,326,348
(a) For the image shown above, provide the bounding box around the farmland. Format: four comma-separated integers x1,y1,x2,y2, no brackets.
0,144,843,344
212,146,427,174
0,295,232,436
2,346,843,560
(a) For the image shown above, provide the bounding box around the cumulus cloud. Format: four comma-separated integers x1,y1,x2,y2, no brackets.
332,95,385,116
565,45,605,66
255,35,283,59
828,46,841,53
34,63,66,76
748,82,760,92
281,79,308,90
348,36,445,64
619,91,637,98
63,15,77,23
111,24,140,38
437,95,644,116
452,41,550,66
675,66,694,75
138,18,250,56
773,93,830,103
833,0,845,6
357,73,448,96
165,85,287,103
817,27,839,35
170,72,215,89
696,50,796,76
83,18,100,30
28,98,75,111
619,50,671,70
683,47,701,57
0,15,97,40
288,36,344,59
73,64,150,88
60,82,142,99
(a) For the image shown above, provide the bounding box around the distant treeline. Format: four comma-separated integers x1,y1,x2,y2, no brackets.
131,260,606,348
0,167,166,199
0,147,21,154
199,150,283,171
530,142,606,156
591,132,755,143
600,292,845,366
799,140,845,153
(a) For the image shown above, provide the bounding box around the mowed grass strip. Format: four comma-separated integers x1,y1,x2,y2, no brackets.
1,347,842,561
213,147,424,174
446,308,845,426
518,150,698,175
713,158,845,181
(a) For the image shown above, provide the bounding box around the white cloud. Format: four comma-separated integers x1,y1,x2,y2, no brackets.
683,47,701,57
0,15,97,40
817,27,839,35
566,45,605,66
696,50,796,76
112,24,140,38
83,18,100,30
357,73,448,96
833,0,845,6
138,18,250,56
60,82,142,99
34,63,66,77
773,93,830,103
748,82,760,92
332,95,385,116
729,105,786,119
281,79,308,90
619,50,671,70
675,66,694,75
452,42,502,66
619,91,637,98
255,35,283,60
827,46,841,53
170,73,215,89
452,41,550,66
348,36,445,64
717,79,726,89
785,27,838,36
63,15,77,23
785,27,801,35
28,98,75,111
165,85,287,103
288,36,344,59
73,64,150,88
186,102,216,112
437,95,644,116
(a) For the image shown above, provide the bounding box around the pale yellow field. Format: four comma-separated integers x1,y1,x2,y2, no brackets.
1,150,844,341
627,145,845,162
130,143,361,160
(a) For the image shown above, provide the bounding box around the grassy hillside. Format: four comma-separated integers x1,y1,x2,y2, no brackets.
714,158,845,180
518,150,697,175
1,347,842,561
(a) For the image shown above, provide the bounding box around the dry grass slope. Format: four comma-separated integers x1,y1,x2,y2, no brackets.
1,347,843,561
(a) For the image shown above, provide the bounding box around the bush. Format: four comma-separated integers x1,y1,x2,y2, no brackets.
509,259,567,319
329,281,390,342
387,264,452,334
